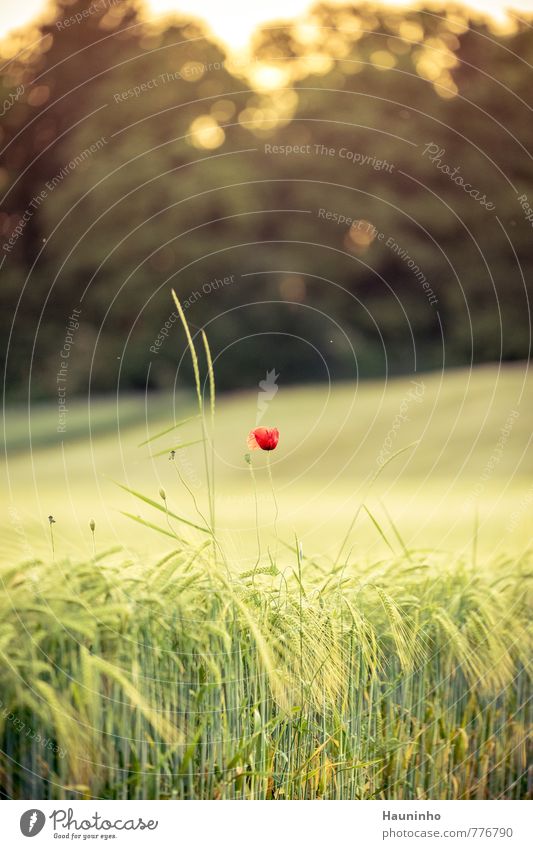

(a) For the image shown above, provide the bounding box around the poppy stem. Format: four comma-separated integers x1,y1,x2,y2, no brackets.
247,457,261,577
266,453,279,556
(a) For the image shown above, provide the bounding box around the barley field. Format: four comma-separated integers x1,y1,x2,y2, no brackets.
0,548,530,800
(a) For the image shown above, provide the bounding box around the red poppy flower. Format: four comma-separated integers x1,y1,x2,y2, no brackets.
247,427,279,451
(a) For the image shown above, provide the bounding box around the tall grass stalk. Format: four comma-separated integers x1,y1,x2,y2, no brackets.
171,290,214,537
266,454,279,559
201,329,216,540
246,453,262,576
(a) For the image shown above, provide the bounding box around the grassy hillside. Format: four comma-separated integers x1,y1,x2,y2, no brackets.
3,363,532,564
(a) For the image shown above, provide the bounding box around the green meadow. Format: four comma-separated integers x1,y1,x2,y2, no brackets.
3,363,532,565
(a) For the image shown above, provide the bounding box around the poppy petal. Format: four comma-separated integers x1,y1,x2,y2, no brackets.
247,430,260,450
247,427,279,451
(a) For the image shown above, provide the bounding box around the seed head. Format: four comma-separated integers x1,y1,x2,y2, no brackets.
89,519,96,532
159,487,167,501
48,515,56,524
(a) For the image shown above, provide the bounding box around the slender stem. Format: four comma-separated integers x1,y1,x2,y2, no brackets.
201,329,216,543
172,291,214,551
163,500,180,540
248,458,261,577
171,456,230,578
266,453,279,558
172,456,211,532
198,397,213,542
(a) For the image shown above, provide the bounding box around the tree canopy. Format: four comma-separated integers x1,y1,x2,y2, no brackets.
1,0,531,397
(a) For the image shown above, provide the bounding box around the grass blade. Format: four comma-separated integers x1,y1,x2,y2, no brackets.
149,438,204,458
113,481,211,534
363,505,396,555
120,511,186,542
137,414,200,447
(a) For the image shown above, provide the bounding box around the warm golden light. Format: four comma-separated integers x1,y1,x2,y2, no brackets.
1,0,533,52
0,0,47,40
189,114,225,149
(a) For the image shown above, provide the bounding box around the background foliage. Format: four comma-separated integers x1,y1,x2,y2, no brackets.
1,0,532,397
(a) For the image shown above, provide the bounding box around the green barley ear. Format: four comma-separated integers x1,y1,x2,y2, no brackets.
171,289,202,412
200,329,215,423
201,329,216,533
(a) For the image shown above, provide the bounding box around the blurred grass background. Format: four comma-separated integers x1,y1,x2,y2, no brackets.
1,1,531,566
3,362,531,565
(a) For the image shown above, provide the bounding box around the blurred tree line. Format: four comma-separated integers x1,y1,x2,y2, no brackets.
1,0,531,398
